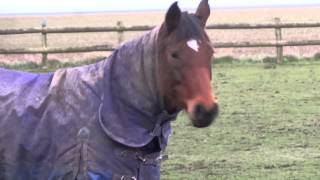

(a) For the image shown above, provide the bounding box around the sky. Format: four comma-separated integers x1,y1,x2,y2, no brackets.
0,0,319,14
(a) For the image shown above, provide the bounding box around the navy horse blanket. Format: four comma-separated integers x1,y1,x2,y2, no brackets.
0,28,177,180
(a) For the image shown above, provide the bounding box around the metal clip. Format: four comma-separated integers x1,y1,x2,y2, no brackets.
137,155,147,163
158,154,169,162
120,176,137,180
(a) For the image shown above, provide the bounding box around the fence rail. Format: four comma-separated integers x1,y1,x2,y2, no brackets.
2,40,320,54
1,22,320,35
1,19,320,64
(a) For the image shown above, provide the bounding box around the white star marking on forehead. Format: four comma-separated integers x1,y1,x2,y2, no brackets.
187,39,199,52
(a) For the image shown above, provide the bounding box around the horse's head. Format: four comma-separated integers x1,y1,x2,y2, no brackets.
157,0,218,128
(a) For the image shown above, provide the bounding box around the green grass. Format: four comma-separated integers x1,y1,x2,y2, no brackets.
162,62,320,180
1,60,320,179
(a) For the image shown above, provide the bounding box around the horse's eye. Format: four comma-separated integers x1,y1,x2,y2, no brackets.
171,52,179,59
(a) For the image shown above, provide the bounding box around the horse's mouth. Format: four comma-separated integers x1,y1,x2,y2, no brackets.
189,104,219,128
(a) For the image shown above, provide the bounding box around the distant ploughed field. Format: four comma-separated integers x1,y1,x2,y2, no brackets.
1,6,320,64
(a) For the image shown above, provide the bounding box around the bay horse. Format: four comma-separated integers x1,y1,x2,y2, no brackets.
0,0,218,179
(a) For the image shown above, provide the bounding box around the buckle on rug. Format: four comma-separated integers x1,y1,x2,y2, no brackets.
136,153,169,165
120,175,137,180
113,174,137,180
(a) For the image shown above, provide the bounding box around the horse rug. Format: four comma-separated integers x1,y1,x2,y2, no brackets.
0,27,178,180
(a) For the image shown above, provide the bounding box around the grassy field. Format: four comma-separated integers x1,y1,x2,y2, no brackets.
1,6,320,63
2,60,320,179
161,62,320,179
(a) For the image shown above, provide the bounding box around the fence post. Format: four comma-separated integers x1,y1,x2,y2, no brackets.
117,21,124,46
274,17,283,64
41,20,48,65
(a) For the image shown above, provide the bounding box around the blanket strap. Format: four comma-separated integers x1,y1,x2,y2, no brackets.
149,111,178,137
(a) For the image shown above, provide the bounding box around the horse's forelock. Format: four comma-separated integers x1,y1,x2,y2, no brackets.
175,12,204,41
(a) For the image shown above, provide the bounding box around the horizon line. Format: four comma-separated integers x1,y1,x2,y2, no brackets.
1,4,320,17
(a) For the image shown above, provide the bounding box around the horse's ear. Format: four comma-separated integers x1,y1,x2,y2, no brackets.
195,0,210,27
165,2,181,33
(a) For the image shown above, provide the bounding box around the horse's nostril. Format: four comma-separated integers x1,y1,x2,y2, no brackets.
194,103,218,118
195,104,207,116
191,103,219,128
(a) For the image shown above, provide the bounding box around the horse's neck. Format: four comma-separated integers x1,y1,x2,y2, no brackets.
102,27,163,114
115,28,159,68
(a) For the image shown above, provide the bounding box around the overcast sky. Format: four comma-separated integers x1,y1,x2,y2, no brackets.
1,0,319,14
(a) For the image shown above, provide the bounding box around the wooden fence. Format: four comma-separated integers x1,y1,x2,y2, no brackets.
1,18,320,64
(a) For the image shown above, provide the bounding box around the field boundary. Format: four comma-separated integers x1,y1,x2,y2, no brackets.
1,19,320,64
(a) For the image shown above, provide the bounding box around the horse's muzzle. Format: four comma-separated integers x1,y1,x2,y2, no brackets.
190,103,219,128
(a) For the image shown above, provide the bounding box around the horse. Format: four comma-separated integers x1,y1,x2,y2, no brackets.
0,0,218,179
